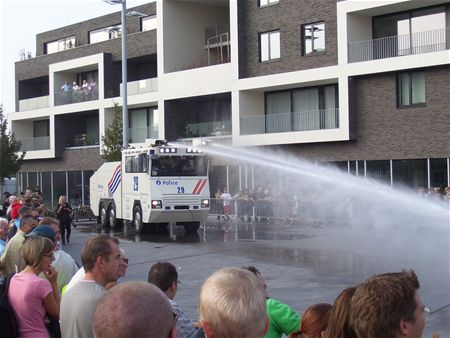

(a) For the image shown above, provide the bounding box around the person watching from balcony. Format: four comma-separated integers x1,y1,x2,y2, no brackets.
81,80,89,100
61,81,72,104
72,82,81,102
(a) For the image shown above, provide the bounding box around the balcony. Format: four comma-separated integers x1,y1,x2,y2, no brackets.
183,120,231,139
348,27,450,63
240,109,339,135
65,134,99,148
19,96,49,111
20,136,50,151
129,126,159,143
54,87,99,106
120,78,158,96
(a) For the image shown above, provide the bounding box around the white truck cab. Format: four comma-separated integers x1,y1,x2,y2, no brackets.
90,140,210,233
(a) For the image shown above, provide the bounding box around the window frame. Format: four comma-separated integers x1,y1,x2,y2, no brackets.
301,21,326,56
141,15,157,32
258,0,279,8
44,36,75,54
397,70,426,108
88,24,122,44
259,30,281,62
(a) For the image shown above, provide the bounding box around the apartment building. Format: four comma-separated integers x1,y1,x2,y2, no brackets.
10,0,450,206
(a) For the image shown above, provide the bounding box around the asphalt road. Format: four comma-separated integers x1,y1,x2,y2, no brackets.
64,220,450,337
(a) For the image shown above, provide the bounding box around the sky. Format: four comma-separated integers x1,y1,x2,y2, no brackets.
0,0,152,118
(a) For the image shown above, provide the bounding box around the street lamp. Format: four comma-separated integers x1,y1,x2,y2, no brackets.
104,0,147,148
104,0,129,149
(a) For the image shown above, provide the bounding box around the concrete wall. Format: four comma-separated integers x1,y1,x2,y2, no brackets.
163,0,229,73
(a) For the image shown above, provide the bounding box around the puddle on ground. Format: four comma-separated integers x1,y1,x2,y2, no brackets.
89,221,313,243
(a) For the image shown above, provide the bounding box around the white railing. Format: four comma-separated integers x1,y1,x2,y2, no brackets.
19,96,49,111
129,126,159,143
20,136,50,151
120,78,158,96
240,108,339,135
348,27,450,63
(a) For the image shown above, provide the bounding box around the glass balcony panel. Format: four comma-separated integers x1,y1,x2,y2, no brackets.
19,96,49,111
183,120,231,138
120,78,158,96
129,126,159,143
240,109,339,135
54,86,99,106
20,136,50,151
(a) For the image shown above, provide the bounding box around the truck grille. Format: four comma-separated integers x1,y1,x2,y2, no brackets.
164,198,199,205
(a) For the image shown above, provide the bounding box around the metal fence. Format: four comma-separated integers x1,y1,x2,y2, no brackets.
348,27,450,63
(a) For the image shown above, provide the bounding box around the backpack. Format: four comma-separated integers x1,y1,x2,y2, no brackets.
0,274,19,338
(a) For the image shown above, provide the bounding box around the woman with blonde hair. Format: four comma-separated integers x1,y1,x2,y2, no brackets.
7,236,60,338
56,195,72,245
324,287,357,338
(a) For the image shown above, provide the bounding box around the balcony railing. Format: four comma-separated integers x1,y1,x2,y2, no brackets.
54,88,99,106
120,78,158,96
348,27,450,63
65,134,99,148
129,126,159,143
240,109,339,136
183,120,231,138
20,136,50,151
19,96,49,111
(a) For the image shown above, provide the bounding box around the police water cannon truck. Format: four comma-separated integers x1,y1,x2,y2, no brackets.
90,139,210,233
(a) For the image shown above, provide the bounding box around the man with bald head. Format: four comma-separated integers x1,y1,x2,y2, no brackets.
93,281,176,338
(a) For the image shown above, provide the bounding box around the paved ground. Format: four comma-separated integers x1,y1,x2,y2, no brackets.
64,219,450,337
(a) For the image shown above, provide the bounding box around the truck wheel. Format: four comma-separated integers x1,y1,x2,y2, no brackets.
100,203,109,228
108,204,121,230
184,222,200,233
133,206,143,234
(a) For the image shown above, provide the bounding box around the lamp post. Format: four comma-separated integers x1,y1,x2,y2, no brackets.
104,0,129,149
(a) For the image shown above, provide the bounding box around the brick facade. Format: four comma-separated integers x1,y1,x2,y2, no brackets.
283,65,450,161
238,0,337,79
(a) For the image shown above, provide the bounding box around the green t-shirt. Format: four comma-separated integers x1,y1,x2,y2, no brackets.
264,298,301,338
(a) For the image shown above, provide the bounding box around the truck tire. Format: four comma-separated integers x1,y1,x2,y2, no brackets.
108,204,121,230
133,205,143,234
100,203,109,228
184,221,200,233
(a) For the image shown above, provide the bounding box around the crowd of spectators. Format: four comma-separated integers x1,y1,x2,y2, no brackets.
212,183,450,224
0,217,432,338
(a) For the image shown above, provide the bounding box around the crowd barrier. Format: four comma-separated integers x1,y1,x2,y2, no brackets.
43,197,353,226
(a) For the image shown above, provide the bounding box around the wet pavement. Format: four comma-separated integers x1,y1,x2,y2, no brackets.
66,219,450,337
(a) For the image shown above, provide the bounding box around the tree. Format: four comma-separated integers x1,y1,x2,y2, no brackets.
0,105,25,195
101,102,123,162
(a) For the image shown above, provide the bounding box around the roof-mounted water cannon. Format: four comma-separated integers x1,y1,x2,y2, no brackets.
153,139,168,147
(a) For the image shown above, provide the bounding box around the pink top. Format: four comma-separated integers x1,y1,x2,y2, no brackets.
8,272,53,338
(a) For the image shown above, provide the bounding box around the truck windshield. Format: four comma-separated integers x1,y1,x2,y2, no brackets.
151,156,207,177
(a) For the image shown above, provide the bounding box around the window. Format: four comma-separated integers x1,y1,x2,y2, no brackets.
89,25,121,44
397,71,425,107
260,31,280,62
125,154,148,173
151,156,207,177
302,22,325,55
45,36,75,54
259,0,279,7
141,15,157,31
265,85,338,132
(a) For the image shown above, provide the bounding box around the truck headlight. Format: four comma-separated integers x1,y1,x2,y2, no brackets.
201,199,209,208
151,200,162,209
